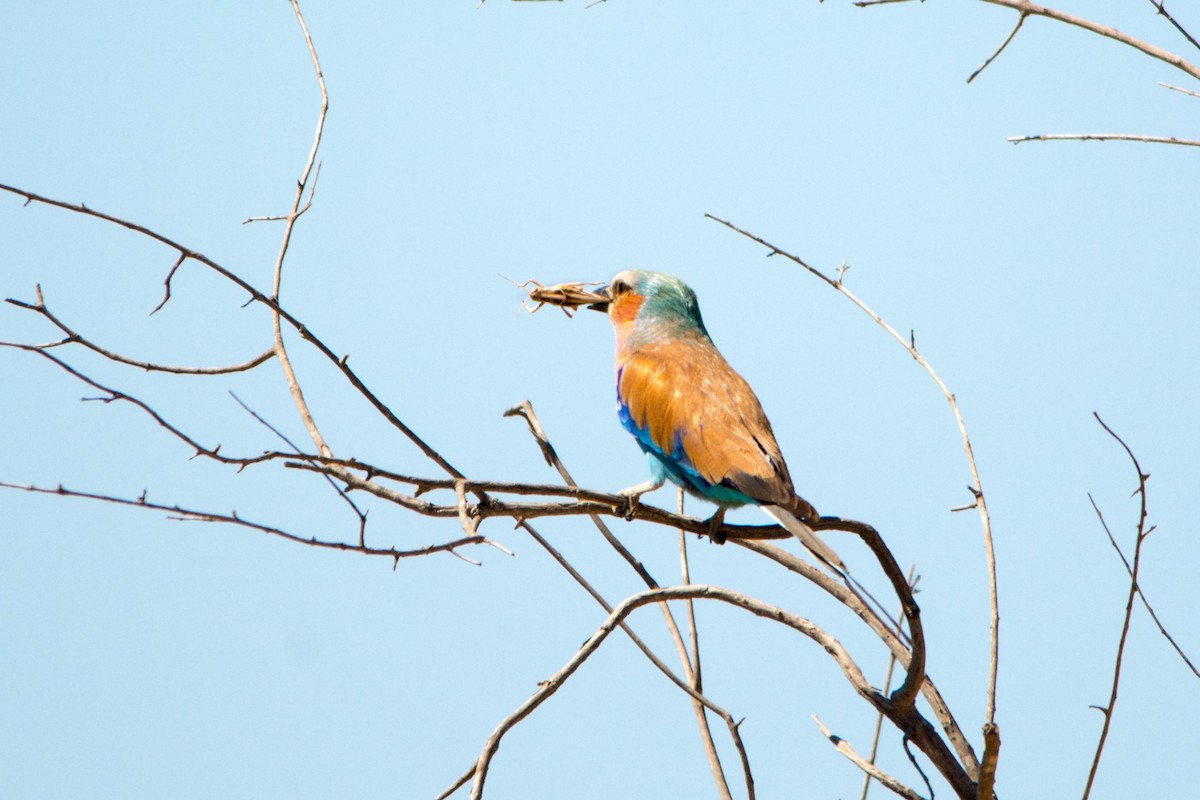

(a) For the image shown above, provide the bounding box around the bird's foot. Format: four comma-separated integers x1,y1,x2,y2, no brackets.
703,507,728,544
615,479,663,520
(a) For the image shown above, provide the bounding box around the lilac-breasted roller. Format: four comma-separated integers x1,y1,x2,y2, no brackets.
578,269,845,573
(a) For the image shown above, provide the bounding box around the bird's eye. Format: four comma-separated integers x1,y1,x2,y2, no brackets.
612,279,630,296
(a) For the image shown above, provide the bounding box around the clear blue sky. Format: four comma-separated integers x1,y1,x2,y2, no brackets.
2,2,1197,798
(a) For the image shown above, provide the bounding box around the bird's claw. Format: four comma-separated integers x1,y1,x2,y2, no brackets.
614,479,663,521
615,490,643,521
703,508,728,545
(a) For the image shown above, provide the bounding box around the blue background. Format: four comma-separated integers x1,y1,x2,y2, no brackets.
2,2,1197,798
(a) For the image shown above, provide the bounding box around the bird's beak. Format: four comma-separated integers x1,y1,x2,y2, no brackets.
524,281,610,314
586,285,611,313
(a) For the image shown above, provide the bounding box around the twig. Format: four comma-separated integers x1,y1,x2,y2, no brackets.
243,162,323,224
977,0,1200,81
5,286,275,375
814,715,927,800
1159,81,1200,98
0,481,499,564
230,391,370,547
0,180,472,485
150,253,187,315
1146,0,1200,54
272,0,333,461
857,0,1200,80
967,12,1027,83
1007,133,1200,146
1091,497,1199,679
1081,413,1151,799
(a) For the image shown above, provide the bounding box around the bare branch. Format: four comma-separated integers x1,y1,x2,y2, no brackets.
967,11,1027,83
0,179,477,484
150,253,186,315
1090,493,1200,679
230,391,371,547
1008,132,1200,146
270,0,333,460
1146,0,1200,54
977,0,1200,81
463,584,974,800
5,287,275,375
1082,413,1151,799
1159,81,1200,97
0,481,498,564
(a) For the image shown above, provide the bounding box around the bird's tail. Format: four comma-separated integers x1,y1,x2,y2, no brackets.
762,504,846,576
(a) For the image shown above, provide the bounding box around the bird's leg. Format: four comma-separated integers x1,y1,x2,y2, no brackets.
703,506,727,545
615,477,664,520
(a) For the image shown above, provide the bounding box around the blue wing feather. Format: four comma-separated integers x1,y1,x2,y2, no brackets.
617,392,755,507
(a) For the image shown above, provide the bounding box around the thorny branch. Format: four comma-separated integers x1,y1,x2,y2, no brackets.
5,286,275,375
0,481,506,566
704,214,1001,754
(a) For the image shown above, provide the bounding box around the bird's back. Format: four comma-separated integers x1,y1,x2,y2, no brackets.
616,332,804,513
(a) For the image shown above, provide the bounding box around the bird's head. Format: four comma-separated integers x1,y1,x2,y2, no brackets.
523,270,709,340
588,270,708,338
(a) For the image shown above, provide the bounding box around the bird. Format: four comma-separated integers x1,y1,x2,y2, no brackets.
583,269,845,573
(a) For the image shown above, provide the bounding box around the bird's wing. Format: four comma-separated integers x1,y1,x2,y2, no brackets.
617,337,800,509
